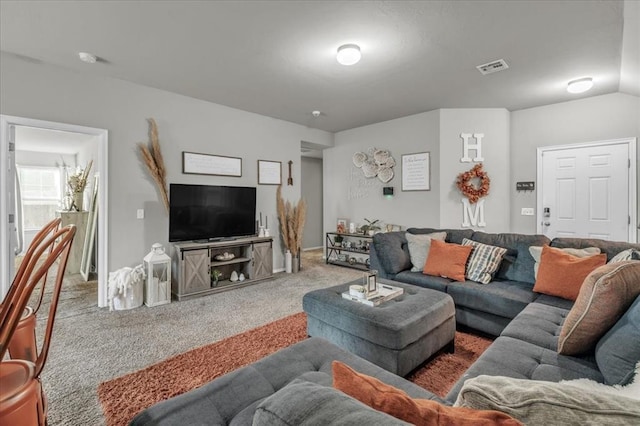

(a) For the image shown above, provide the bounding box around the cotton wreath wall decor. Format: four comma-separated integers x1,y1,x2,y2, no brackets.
352,147,396,183
456,163,490,204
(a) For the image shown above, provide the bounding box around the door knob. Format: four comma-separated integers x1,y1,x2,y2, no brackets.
543,222,551,226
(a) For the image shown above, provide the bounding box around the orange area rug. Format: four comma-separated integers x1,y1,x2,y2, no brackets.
98,312,492,426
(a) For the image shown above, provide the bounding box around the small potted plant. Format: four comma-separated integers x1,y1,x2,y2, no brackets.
212,269,223,287
334,234,344,247
361,218,381,236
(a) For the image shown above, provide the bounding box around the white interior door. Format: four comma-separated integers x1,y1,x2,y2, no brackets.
537,139,636,242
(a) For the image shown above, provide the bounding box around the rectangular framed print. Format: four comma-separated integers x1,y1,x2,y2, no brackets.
182,151,242,177
257,160,282,185
402,152,430,191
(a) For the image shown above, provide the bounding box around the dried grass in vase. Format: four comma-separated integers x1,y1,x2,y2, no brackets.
138,118,169,212
276,186,306,256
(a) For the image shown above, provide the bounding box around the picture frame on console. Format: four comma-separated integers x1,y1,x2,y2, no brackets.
337,218,348,234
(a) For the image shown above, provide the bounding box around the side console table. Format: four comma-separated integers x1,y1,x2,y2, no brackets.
326,232,372,271
171,236,273,301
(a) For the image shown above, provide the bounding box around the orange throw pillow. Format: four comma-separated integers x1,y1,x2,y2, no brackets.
332,361,522,426
423,239,473,282
533,245,606,301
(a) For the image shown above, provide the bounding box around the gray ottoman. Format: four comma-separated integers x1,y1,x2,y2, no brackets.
303,279,455,376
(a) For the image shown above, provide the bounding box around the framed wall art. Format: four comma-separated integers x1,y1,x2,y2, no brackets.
402,152,430,191
182,151,242,177
257,160,282,185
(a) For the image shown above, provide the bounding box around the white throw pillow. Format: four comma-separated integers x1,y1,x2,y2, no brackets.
529,245,601,278
405,232,447,272
609,248,640,263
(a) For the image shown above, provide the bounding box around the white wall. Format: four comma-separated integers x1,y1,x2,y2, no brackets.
301,156,323,249
0,52,333,274
326,110,440,235
510,92,640,234
439,109,510,232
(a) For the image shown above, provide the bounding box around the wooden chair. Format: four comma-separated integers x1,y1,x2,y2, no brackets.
0,224,76,426
2,217,62,362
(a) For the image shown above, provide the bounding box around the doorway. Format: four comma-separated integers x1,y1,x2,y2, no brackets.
536,138,637,242
0,115,109,306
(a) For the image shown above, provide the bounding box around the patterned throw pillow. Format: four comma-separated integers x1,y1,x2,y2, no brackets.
609,248,640,263
462,238,508,284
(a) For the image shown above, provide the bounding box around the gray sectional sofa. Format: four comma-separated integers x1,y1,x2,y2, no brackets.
131,229,640,425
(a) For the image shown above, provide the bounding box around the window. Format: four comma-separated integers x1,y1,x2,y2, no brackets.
17,166,62,230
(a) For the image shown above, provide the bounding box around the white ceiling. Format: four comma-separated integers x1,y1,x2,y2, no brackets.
1,1,638,133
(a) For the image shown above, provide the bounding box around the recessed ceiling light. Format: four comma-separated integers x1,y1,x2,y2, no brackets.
78,52,97,64
311,110,322,117
567,77,594,94
336,44,361,66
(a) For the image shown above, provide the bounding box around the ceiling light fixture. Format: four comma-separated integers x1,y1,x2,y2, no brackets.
78,52,97,64
567,77,593,94
336,44,361,66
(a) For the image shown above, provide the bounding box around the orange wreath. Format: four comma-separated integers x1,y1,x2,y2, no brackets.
456,163,490,204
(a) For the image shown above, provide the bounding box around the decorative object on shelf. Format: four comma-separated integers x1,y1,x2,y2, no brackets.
138,118,169,212
337,218,348,233
214,252,235,261
239,273,246,282
287,160,293,185
402,152,430,191
230,271,239,282
67,160,93,211
349,222,356,233
352,147,396,183
276,186,306,273
360,218,381,236
211,269,222,287
143,243,171,307
107,264,146,311
258,160,282,185
456,163,490,204
333,234,344,247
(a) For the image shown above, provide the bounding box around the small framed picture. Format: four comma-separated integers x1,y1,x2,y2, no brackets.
337,218,348,234
364,270,377,293
257,160,282,185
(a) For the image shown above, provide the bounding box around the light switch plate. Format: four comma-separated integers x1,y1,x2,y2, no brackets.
521,207,534,216
136,209,144,219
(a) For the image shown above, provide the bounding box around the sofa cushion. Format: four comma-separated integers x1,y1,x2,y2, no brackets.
446,280,538,319
529,245,601,277
393,271,452,293
408,227,474,244
372,232,412,275
533,246,606,301
406,231,447,272
595,295,640,385
253,378,410,425
559,261,640,355
462,238,508,284
470,232,550,285
500,302,569,350
551,237,640,262
454,375,640,425
423,240,473,282
609,248,640,263
333,361,522,426
532,294,575,310
446,336,603,402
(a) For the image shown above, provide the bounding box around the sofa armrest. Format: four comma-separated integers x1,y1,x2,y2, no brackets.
371,232,411,278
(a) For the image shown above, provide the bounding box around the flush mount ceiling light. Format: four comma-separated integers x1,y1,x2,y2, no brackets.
336,44,361,66
567,77,594,94
78,52,97,64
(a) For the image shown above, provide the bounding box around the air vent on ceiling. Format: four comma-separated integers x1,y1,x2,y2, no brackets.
476,59,509,75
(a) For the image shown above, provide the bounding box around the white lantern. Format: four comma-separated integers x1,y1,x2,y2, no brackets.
143,243,171,307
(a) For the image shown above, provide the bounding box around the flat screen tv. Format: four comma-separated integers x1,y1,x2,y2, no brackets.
169,184,256,242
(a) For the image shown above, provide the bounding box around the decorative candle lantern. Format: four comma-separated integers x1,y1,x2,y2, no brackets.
143,243,171,307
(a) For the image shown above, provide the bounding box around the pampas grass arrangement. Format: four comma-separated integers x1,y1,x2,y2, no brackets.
276,186,307,259
138,118,169,212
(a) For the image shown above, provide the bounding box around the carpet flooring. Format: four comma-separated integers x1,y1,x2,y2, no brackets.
98,312,492,426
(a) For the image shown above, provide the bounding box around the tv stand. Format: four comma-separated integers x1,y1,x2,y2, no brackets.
171,236,273,301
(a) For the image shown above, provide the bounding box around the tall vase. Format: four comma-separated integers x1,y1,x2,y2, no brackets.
292,253,299,273
285,250,292,273
72,192,84,212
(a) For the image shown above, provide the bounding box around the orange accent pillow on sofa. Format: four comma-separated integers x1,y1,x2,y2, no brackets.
423,239,473,282
533,245,606,301
332,361,522,426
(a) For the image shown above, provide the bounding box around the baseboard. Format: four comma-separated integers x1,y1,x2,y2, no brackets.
273,267,285,273
303,246,323,251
